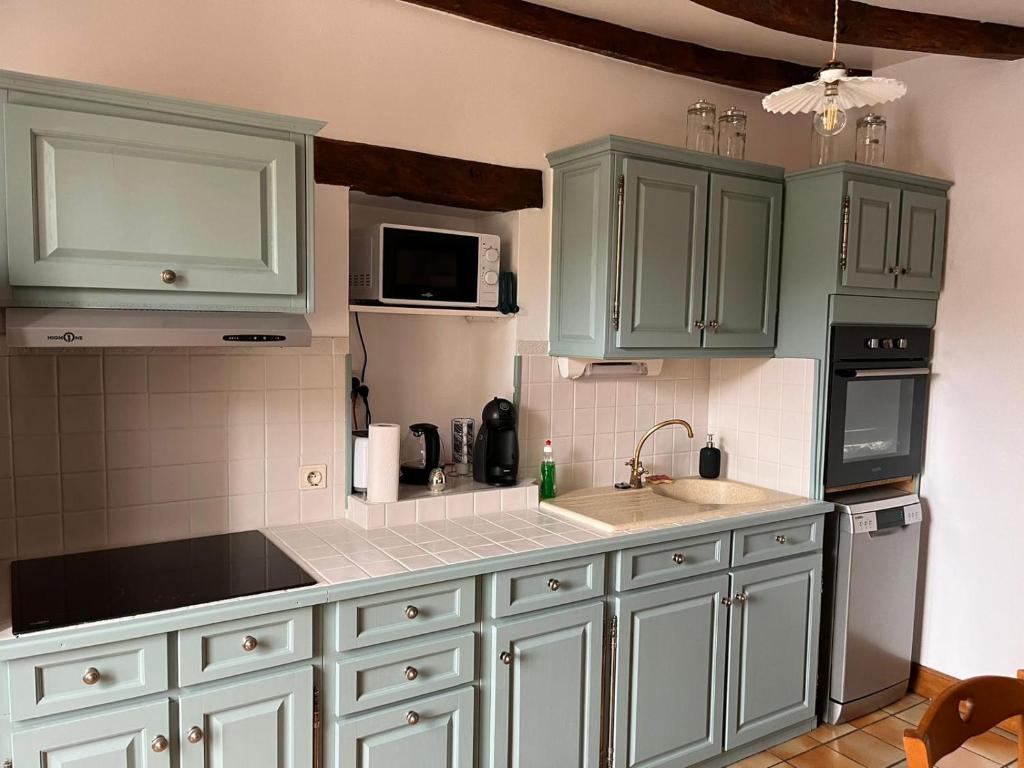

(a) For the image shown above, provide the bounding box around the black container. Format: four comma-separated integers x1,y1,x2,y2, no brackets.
473,397,519,486
699,434,721,479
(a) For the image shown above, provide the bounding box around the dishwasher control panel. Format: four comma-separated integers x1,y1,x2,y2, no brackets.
852,512,878,533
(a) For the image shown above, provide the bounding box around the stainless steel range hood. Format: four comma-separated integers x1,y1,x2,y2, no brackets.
5,308,312,348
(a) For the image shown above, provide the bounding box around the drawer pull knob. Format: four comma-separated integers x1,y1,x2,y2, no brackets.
547,578,561,591
406,711,420,726
161,269,178,284
82,667,101,686
734,592,749,604
187,726,204,744
721,596,733,607
775,534,788,544
672,553,686,565
405,605,420,620
499,651,513,666
151,735,169,753
242,635,259,652
405,666,419,681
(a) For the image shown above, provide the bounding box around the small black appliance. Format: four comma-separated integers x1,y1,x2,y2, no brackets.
473,397,519,486
400,422,442,485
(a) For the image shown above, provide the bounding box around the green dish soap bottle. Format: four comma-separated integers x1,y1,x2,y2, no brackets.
539,440,557,500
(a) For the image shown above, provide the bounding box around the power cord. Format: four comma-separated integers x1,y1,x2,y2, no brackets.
352,312,372,428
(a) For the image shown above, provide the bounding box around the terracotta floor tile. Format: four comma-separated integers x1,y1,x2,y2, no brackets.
729,752,783,768
936,747,1000,768
864,717,914,749
851,711,890,729
790,746,866,768
883,693,926,715
896,703,931,726
811,723,858,744
770,735,824,761
963,732,1019,765
830,730,906,768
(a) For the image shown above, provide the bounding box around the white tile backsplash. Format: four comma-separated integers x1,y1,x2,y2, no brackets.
0,338,349,559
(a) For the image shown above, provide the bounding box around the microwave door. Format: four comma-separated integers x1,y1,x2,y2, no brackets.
380,229,480,306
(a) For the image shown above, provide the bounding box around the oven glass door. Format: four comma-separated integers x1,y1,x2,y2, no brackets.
381,227,479,305
825,365,929,488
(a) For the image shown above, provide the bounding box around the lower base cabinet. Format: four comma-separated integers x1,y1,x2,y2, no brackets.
725,555,822,750
336,686,475,768
484,601,605,768
178,666,313,768
611,574,731,768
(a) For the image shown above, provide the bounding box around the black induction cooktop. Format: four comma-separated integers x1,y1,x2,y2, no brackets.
10,531,317,635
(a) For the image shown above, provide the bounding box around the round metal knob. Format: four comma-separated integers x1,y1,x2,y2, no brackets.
405,605,419,620
775,535,787,544
406,711,420,726
721,597,733,607
734,592,748,604
499,651,513,666
161,269,178,284
708,320,720,331
547,578,561,592
242,635,258,652
187,726,204,744
82,667,101,686
694,320,706,330
151,735,169,753
405,666,419,681
672,553,686,565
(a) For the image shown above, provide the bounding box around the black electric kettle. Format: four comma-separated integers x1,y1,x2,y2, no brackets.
399,423,441,485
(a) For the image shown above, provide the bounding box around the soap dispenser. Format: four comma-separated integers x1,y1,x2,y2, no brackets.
699,434,721,479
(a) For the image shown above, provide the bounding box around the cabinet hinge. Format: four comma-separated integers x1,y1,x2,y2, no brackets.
611,175,626,332
605,615,619,768
313,685,322,768
839,195,851,271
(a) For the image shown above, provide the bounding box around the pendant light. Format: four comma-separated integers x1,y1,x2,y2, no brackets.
762,0,906,136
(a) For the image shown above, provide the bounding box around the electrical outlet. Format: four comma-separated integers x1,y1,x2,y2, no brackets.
301,464,328,490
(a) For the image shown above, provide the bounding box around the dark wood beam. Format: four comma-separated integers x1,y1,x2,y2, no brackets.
313,137,543,212
398,0,829,93
690,0,1024,61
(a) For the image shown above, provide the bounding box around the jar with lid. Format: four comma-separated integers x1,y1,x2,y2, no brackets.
717,107,747,159
811,126,839,167
686,99,717,153
856,113,887,166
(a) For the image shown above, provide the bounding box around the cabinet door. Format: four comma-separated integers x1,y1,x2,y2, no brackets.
617,158,707,350
337,686,475,768
11,699,171,767
897,190,947,293
485,601,604,768
3,103,298,296
612,574,730,768
178,666,312,768
843,181,900,290
704,175,782,348
724,554,821,750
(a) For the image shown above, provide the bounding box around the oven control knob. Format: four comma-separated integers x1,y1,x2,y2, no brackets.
483,270,499,286
866,338,880,349
881,338,895,350
897,338,909,349
483,247,499,263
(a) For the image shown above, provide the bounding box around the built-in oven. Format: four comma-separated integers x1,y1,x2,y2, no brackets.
824,325,932,490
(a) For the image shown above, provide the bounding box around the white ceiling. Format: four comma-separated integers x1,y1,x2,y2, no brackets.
532,1,1024,71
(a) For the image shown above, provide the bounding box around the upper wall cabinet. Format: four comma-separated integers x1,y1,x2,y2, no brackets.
0,70,324,312
547,136,784,359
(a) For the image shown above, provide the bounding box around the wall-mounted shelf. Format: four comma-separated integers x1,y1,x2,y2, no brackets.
349,304,514,321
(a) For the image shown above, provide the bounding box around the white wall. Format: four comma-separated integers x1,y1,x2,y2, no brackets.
876,56,1024,679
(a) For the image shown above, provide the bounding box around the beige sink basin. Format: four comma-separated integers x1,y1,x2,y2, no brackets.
651,478,771,505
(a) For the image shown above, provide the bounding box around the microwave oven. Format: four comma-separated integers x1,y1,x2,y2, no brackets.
350,224,500,308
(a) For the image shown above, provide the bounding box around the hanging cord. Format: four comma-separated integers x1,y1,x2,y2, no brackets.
353,312,372,427
831,0,839,61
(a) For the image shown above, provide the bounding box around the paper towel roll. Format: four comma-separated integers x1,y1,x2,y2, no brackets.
366,423,401,504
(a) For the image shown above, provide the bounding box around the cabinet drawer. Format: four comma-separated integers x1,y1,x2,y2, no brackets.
177,606,313,687
335,577,476,651
614,532,730,591
731,515,824,567
8,634,168,721
336,632,476,716
490,554,605,618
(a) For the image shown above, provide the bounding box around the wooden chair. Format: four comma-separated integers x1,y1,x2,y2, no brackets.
904,670,1024,768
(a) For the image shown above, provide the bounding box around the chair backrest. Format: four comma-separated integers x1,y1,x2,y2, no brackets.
903,670,1024,768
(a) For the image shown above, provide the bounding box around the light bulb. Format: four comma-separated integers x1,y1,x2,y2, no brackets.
813,83,847,137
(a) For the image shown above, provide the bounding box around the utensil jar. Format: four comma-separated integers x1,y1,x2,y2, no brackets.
717,108,747,160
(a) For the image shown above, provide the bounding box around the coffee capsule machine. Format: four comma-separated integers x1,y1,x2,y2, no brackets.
473,397,519,486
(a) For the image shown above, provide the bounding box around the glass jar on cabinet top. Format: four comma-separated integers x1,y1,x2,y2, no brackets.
856,113,887,166
717,107,747,159
685,99,717,153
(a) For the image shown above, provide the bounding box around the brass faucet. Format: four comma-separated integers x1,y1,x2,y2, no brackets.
626,419,694,488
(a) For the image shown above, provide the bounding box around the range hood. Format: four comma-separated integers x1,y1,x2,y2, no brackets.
5,308,311,348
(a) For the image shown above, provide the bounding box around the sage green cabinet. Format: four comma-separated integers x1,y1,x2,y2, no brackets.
484,601,605,768
724,555,822,750
611,574,730,768
547,136,785,359
897,190,947,293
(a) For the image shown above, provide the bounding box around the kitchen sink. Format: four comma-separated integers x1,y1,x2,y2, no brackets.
650,477,771,505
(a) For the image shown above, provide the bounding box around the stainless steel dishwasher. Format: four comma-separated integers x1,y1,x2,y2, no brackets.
819,488,924,724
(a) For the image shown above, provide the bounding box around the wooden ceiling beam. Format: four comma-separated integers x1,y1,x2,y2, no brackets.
689,0,1024,61
398,0,830,93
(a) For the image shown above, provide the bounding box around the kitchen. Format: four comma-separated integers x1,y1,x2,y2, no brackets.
0,1,1022,767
